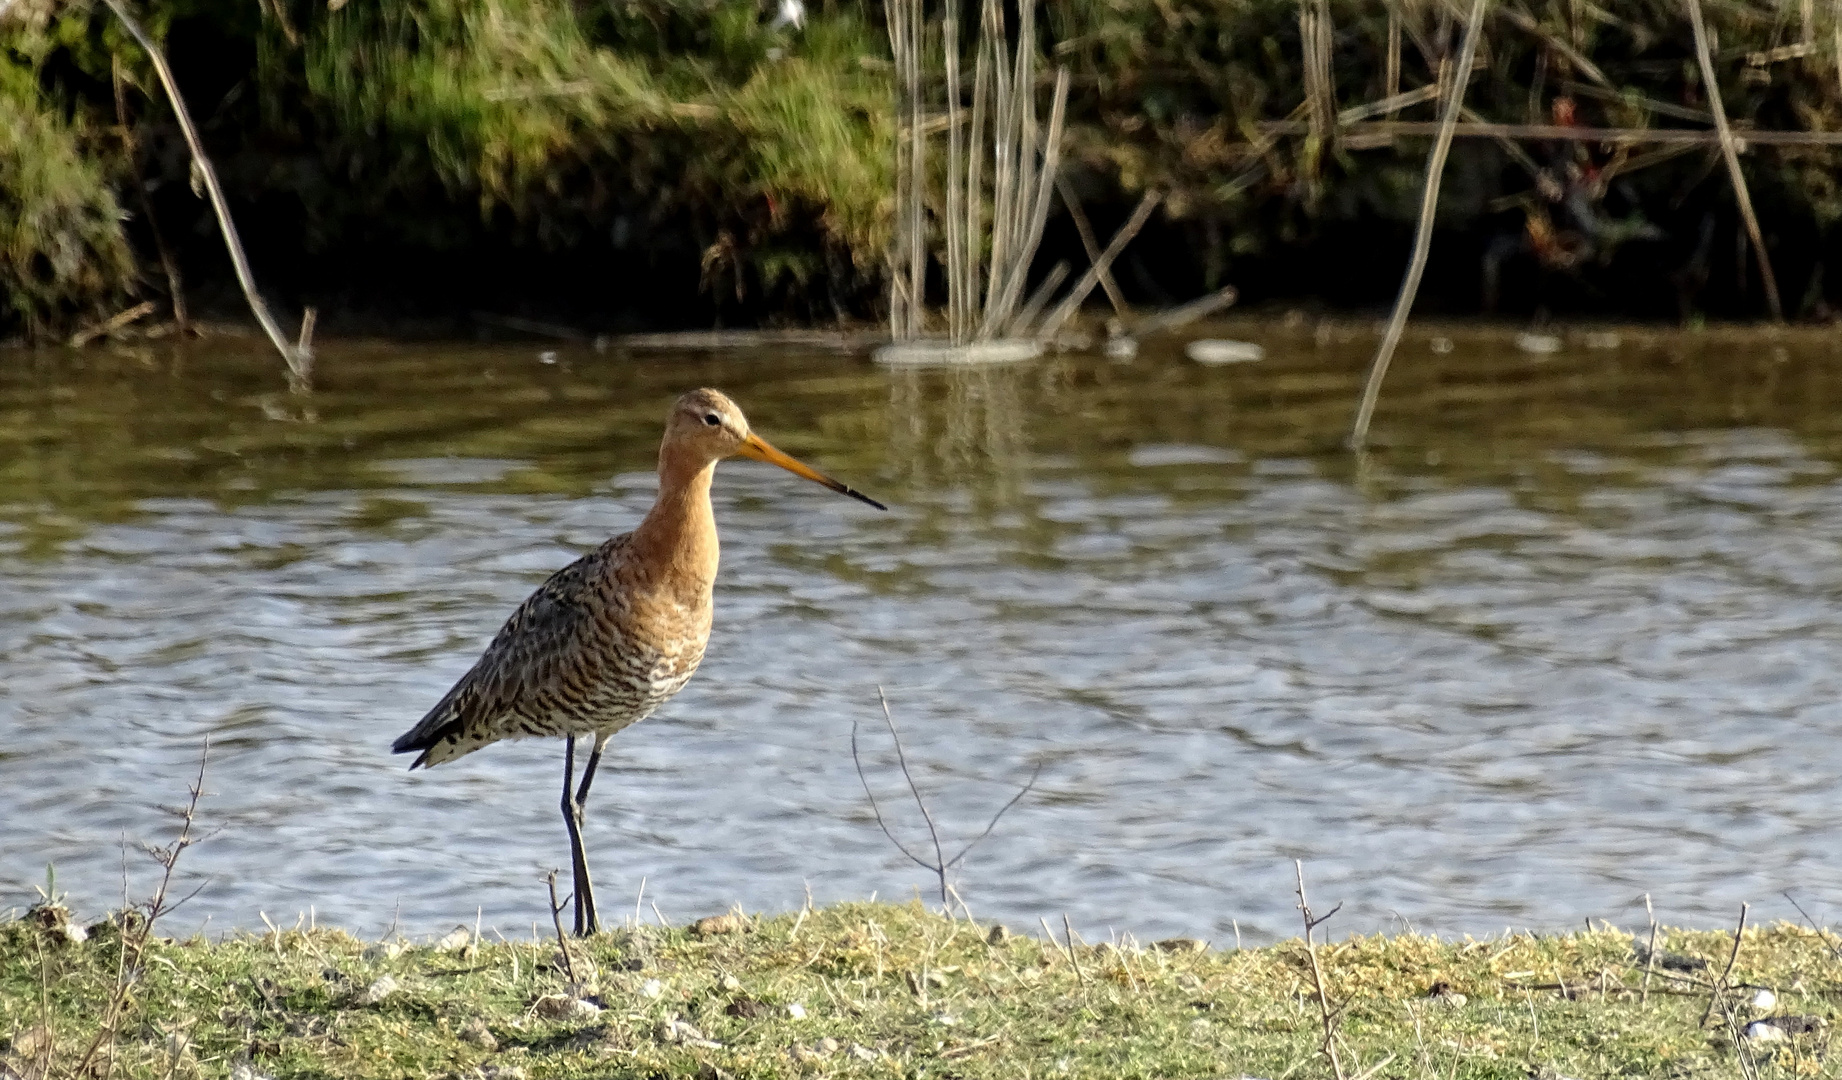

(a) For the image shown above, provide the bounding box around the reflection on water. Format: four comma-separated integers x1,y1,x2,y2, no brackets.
5,325,1842,942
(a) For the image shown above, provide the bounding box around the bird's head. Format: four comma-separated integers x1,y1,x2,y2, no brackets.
664,388,885,510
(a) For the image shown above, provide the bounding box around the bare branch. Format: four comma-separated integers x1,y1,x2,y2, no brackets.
947,760,1042,870
545,870,581,988
878,687,948,902
1296,860,1347,1080
850,718,933,871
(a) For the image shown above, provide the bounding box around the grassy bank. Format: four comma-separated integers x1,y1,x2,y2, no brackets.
3,900,1839,1079
10,0,1842,335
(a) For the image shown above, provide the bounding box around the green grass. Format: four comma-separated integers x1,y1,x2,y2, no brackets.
3,901,1840,1078
0,43,136,336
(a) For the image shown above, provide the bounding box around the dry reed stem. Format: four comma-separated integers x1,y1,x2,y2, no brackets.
68,300,157,348
1010,259,1069,333
1686,0,1784,321
296,306,317,357
990,68,1068,335
101,0,308,383
1035,190,1160,340
944,2,966,343
1263,118,1842,144
1348,0,1488,452
1385,3,1403,110
982,0,1014,326
1135,284,1240,335
1054,176,1129,320
906,0,925,338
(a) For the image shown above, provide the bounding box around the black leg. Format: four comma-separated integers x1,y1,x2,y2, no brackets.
560,736,594,936
571,735,608,935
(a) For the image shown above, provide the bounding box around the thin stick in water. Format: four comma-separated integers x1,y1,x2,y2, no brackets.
1055,175,1130,320
1685,0,1783,321
944,2,966,343
1347,0,1488,451
101,0,307,382
1035,190,1161,341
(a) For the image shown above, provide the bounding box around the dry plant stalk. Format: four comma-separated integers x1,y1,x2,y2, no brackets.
885,0,1071,343
544,870,581,988
1294,860,1347,1080
64,741,212,1080
1641,892,1659,1005
1685,0,1784,321
1053,176,1129,320
101,0,310,383
1699,901,1750,1029
1035,190,1161,340
851,686,1041,908
1348,0,1488,452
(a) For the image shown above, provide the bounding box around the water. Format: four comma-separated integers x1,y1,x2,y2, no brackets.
5,324,1842,944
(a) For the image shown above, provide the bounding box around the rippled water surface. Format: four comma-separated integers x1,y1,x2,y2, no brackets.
6,324,1842,942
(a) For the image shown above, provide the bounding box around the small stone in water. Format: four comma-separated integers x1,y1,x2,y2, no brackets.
1186,339,1264,365
1430,336,1454,354
1515,332,1563,354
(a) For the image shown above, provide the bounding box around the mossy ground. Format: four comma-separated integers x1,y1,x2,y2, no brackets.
3,901,1840,1079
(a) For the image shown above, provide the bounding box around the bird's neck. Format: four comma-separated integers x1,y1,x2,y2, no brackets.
630,454,720,593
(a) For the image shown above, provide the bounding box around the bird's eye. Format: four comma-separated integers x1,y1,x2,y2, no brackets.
703,413,722,427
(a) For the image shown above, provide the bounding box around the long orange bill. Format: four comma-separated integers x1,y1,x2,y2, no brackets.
738,433,887,510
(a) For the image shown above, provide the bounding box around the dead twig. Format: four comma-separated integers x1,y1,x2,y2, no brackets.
1685,0,1783,321
1782,891,1842,962
1699,901,1750,1029
1034,190,1161,341
1135,285,1240,336
68,301,158,348
1296,860,1348,1080
100,0,310,383
1349,0,1488,451
544,870,581,988
851,687,1041,908
1054,175,1130,321
67,741,211,1080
